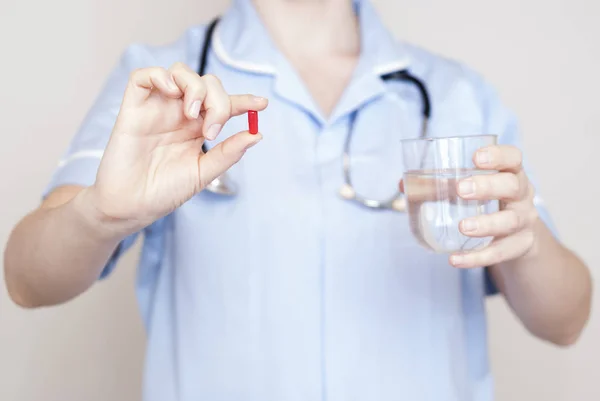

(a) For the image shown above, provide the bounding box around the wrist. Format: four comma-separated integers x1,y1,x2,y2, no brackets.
517,219,547,262
497,223,544,271
71,187,139,242
521,233,542,261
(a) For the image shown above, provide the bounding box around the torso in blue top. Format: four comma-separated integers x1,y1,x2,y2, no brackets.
45,0,555,400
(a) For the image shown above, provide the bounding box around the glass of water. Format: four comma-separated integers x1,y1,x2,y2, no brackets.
401,135,499,253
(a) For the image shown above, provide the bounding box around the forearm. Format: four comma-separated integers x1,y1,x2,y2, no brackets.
3,188,125,308
490,218,592,346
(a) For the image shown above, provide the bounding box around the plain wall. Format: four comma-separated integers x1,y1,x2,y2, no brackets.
0,1,598,400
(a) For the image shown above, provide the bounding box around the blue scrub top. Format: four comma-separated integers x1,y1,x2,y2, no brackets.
45,0,556,400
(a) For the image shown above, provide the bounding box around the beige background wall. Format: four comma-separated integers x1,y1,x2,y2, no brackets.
1,1,598,400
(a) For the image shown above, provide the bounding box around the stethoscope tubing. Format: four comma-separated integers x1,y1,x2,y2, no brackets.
197,17,431,212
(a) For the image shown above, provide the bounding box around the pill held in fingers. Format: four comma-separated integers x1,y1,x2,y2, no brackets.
248,110,258,134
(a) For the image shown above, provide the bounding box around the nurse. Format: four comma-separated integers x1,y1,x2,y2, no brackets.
4,0,592,400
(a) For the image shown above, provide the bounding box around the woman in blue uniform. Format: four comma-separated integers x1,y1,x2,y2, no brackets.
4,0,591,400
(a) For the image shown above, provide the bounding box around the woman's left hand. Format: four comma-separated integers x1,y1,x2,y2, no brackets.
449,145,540,268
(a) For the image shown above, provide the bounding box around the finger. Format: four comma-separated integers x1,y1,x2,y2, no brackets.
449,229,535,268
170,62,208,121
125,67,181,105
474,145,523,173
402,172,460,203
200,74,231,140
459,209,525,238
229,95,269,116
457,172,525,201
198,131,263,188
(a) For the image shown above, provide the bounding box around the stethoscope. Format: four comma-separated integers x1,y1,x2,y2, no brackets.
199,18,431,212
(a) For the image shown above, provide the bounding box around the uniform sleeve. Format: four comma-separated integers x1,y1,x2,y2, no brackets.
43,44,155,279
477,76,559,295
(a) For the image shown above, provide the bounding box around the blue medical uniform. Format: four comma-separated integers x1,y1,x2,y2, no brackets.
44,0,556,400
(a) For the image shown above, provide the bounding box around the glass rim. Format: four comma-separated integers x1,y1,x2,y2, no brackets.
400,134,498,144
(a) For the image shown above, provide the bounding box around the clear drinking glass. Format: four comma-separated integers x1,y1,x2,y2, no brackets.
401,135,499,253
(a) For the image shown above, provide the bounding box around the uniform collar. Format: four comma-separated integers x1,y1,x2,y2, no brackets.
213,0,278,75
213,0,411,124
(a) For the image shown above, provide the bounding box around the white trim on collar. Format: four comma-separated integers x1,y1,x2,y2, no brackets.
210,14,410,78
212,23,277,76
373,59,411,76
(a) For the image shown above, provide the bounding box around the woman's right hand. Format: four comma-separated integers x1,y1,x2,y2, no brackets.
85,62,268,236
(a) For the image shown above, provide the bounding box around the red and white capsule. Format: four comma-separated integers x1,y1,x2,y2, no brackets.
248,110,258,134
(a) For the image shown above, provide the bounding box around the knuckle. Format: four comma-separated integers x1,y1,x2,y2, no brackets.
219,140,229,158
207,96,231,117
219,138,241,161
474,175,490,196
513,147,523,166
212,105,231,120
189,79,207,93
171,61,187,71
221,97,233,117
528,208,539,224
479,248,500,266
476,216,488,233
202,73,222,86
522,229,535,248
185,76,207,94
485,145,500,162
507,175,520,197
489,247,504,264
508,210,521,231
129,67,144,79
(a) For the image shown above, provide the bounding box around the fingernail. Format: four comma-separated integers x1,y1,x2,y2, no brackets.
189,101,201,119
253,96,266,103
205,124,222,140
477,150,491,165
461,218,478,232
450,254,466,267
459,179,475,197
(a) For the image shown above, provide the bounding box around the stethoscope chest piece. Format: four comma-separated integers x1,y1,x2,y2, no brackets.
339,184,356,200
339,184,407,212
205,175,237,196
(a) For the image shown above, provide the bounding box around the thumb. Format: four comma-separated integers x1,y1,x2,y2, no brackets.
198,131,262,189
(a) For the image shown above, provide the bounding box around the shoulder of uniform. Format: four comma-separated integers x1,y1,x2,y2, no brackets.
117,24,210,70
399,41,502,113
404,43,489,90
